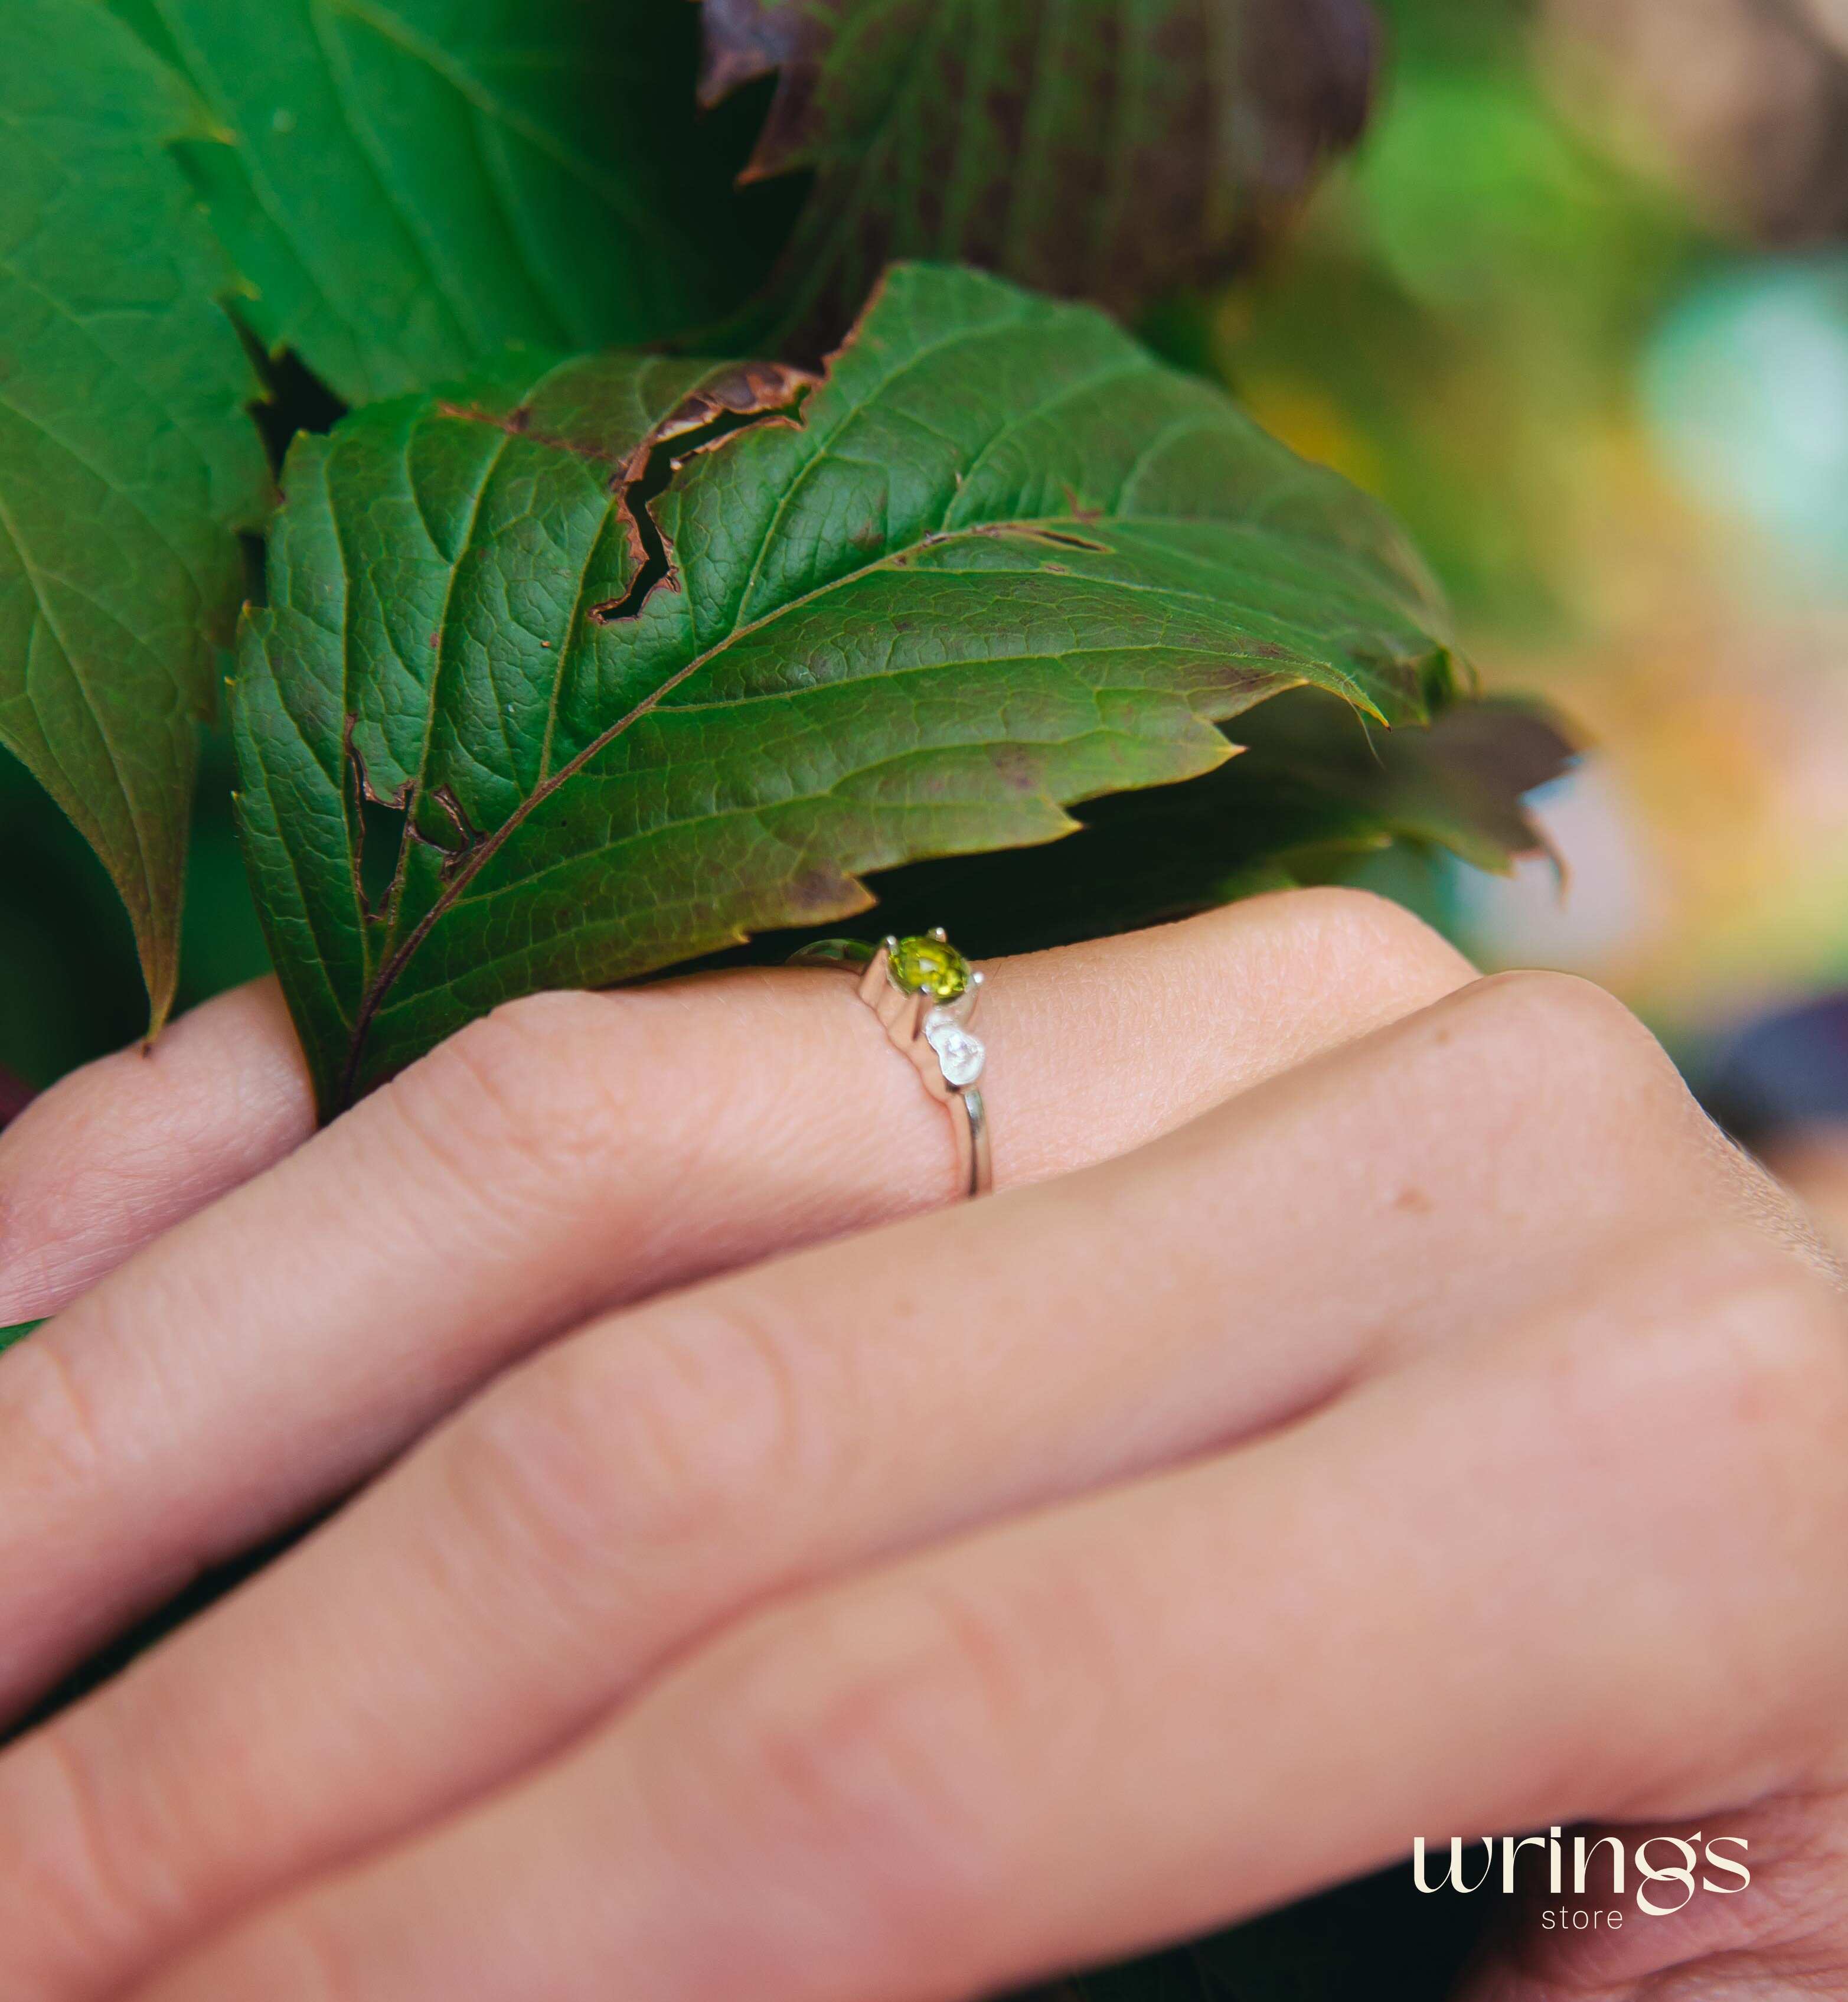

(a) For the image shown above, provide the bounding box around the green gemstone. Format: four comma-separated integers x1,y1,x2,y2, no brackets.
888,934,971,1002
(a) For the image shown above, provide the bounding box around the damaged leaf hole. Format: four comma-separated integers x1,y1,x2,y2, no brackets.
423,784,481,865
1011,526,1111,553
589,360,814,627
909,521,1114,562
342,364,809,927
345,730,408,923
345,730,485,923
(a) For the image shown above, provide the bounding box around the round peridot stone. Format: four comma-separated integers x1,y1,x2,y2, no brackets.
888,934,971,1002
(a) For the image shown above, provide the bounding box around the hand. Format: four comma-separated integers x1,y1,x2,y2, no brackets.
0,892,1844,2001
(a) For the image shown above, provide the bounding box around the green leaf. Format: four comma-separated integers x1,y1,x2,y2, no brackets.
801,689,1573,961
0,0,270,1029
234,263,1460,1116
113,0,756,404
0,1322,44,1358
701,0,1380,354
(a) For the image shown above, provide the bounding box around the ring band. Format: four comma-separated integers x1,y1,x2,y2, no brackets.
789,930,994,1199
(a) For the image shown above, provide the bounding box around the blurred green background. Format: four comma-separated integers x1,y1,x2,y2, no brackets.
1,722,268,1088
8,0,1848,1099
1207,0,1848,1054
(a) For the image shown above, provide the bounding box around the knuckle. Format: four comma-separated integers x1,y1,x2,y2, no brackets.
1274,885,1471,991
176,1906,362,2002
697,1583,1038,1912
439,1290,816,1605
1426,977,1829,1255
386,989,629,1189
3,1721,158,1978
1581,1230,1848,1562
1586,1237,1848,1712
1457,969,1674,1081
1198,886,1472,1036
0,1064,156,1313
0,1334,108,1485
1664,1245,1848,1483
1433,970,1702,1151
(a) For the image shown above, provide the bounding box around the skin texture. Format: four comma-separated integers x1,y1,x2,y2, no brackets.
0,889,1844,2001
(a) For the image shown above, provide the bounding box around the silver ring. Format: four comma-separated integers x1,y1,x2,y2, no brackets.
789,929,993,1199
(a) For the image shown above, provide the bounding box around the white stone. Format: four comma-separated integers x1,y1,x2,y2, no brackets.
924,1009,985,1087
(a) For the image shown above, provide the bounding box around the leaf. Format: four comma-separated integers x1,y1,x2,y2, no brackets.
0,0,271,1028
0,1323,43,1358
234,263,1461,1116
111,0,758,404
701,0,1380,356
778,689,1573,961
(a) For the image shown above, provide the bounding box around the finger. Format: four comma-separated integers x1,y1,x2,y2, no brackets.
0,973,1797,1997
135,1228,1848,2002
0,892,1470,1717
0,980,313,1323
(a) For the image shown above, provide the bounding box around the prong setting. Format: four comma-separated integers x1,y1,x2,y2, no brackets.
792,925,994,1197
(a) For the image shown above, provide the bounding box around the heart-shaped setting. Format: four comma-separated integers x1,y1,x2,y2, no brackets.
924,1008,986,1088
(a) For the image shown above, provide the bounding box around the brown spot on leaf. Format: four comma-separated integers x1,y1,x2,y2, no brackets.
992,744,1042,793
1026,526,1111,553
785,861,865,921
